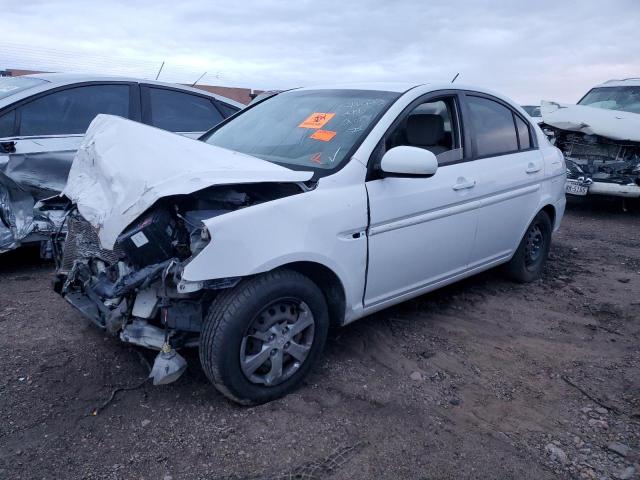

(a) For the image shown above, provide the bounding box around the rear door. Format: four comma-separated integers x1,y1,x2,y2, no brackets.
141,86,232,138
461,93,544,268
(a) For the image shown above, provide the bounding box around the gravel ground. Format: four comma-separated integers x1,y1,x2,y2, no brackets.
1,199,638,480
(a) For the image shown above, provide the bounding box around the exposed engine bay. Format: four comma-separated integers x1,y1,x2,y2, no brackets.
540,99,640,199
548,128,640,186
55,182,304,384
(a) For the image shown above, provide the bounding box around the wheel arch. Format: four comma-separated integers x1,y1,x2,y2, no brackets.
274,261,347,328
541,203,556,229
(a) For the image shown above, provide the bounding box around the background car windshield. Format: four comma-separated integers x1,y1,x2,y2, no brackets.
0,77,47,100
204,89,399,170
522,105,541,117
578,86,640,114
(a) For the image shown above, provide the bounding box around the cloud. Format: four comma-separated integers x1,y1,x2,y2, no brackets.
1,0,639,103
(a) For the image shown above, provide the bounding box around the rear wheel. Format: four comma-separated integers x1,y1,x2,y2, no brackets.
199,269,329,405
503,210,552,283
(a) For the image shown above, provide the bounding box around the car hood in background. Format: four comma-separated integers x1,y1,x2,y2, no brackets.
541,100,640,142
64,114,313,249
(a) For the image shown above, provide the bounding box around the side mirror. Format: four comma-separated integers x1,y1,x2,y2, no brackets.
380,146,438,177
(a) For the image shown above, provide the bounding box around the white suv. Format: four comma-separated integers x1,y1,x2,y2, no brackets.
55,82,566,404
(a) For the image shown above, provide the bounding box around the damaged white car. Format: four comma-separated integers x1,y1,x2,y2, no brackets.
542,78,640,199
54,83,566,404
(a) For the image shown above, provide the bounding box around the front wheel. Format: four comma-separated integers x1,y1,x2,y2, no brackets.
199,269,329,405
503,210,552,283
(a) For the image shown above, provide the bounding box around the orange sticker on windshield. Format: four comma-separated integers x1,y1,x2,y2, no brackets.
309,129,336,142
298,112,335,129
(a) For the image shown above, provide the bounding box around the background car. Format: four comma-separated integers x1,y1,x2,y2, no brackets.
521,104,542,123
0,73,244,253
541,78,640,201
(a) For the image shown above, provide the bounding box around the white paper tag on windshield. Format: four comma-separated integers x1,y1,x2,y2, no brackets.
131,231,149,248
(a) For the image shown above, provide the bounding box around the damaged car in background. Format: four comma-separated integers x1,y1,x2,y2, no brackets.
541,78,640,201
0,73,242,255
55,83,566,405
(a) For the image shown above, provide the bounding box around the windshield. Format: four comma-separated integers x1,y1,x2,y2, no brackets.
203,89,399,172
522,105,541,117
578,86,640,114
0,77,48,101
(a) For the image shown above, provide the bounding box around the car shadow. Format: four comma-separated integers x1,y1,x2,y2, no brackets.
566,195,640,215
0,245,52,274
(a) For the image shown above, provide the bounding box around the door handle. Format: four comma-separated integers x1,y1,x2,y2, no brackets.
452,178,476,190
526,162,541,174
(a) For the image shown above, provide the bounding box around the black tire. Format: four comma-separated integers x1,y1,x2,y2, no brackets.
199,269,329,405
503,210,552,283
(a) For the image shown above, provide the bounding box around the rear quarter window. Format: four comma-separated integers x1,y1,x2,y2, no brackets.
514,115,532,150
216,102,240,118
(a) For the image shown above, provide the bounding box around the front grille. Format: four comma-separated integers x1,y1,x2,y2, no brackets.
564,140,622,163
559,132,640,165
61,214,122,272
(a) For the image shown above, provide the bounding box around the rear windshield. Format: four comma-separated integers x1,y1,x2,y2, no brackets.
578,86,640,114
202,89,399,173
0,77,48,101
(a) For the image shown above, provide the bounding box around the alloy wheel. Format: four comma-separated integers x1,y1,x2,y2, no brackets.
239,299,315,386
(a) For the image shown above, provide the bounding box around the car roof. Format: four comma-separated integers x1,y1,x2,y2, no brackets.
291,82,522,106
595,78,640,88
0,73,245,108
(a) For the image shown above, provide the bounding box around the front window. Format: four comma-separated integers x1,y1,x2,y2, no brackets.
0,77,48,100
578,86,640,114
202,89,399,172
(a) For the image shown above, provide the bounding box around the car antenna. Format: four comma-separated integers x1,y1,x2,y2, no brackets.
155,61,165,81
191,72,207,87
451,73,460,83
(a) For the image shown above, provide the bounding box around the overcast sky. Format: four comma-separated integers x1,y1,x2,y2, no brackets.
2,0,639,103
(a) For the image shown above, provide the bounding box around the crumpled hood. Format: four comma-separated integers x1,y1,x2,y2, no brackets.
64,114,312,249
541,100,640,142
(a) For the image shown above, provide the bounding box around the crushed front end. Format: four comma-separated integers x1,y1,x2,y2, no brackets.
54,184,300,384
550,129,640,198
52,114,313,385
541,100,640,199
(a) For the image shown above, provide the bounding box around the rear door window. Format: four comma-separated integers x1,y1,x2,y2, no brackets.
467,96,518,157
146,88,223,132
18,84,130,136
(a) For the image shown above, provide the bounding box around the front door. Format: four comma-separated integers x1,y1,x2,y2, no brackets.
0,83,134,250
364,94,480,307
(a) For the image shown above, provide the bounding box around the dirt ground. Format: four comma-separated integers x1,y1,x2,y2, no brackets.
1,199,638,480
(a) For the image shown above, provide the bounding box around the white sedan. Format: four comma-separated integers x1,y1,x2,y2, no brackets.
55,82,567,404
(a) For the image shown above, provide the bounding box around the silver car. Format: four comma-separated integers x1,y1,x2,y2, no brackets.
0,73,243,254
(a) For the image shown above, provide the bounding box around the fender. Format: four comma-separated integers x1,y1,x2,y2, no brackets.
182,171,369,319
